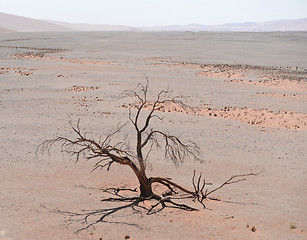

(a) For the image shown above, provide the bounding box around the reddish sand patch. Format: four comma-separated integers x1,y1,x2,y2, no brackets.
196,69,245,79
70,85,99,92
13,52,115,65
228,78,307,92
256,92,307,101
150,59,255,74
124,102,307,130
0,67,36,76
149,59,307,93
151,61,200,69
72,96,103,108
62,58,116,65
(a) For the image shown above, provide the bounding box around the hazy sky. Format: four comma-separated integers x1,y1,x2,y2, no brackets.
1,0,306,26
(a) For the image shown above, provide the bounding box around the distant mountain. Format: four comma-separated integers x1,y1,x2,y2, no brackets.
204,18,307,31
54,18,307,32
144,19,307,32
252,18,307,31
0,12,71,32
0,12,306,32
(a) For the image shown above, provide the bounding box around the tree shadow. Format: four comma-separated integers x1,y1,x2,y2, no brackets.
54,185,203,234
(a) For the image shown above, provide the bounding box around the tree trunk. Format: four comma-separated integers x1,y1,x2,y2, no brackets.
138,175,153,198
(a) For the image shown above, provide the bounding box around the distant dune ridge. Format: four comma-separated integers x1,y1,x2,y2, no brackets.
0,26,14,33
44,20,139,32
0,11,307,32
0,12,71,32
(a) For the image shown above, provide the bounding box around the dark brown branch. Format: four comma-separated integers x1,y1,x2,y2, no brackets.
150,171,257,208
150,177,195,195
203,173,258,198
141,130,200,165
139,89,169,134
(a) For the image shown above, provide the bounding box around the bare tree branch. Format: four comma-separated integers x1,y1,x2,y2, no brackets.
203,172,258,198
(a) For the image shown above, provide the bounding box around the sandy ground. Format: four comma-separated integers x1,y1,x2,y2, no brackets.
0,32,307,240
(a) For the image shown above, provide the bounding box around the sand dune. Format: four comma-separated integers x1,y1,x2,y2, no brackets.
0,26,15,33
0,12,70,32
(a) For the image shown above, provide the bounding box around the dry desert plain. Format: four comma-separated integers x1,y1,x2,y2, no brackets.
0,32,307,240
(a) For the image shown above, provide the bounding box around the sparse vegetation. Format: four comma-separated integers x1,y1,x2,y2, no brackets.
290,223,297,229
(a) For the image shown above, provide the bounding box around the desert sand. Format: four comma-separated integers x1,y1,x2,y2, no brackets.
0,32,306,240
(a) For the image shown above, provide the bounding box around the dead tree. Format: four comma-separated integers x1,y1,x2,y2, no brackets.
39,81,256,210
